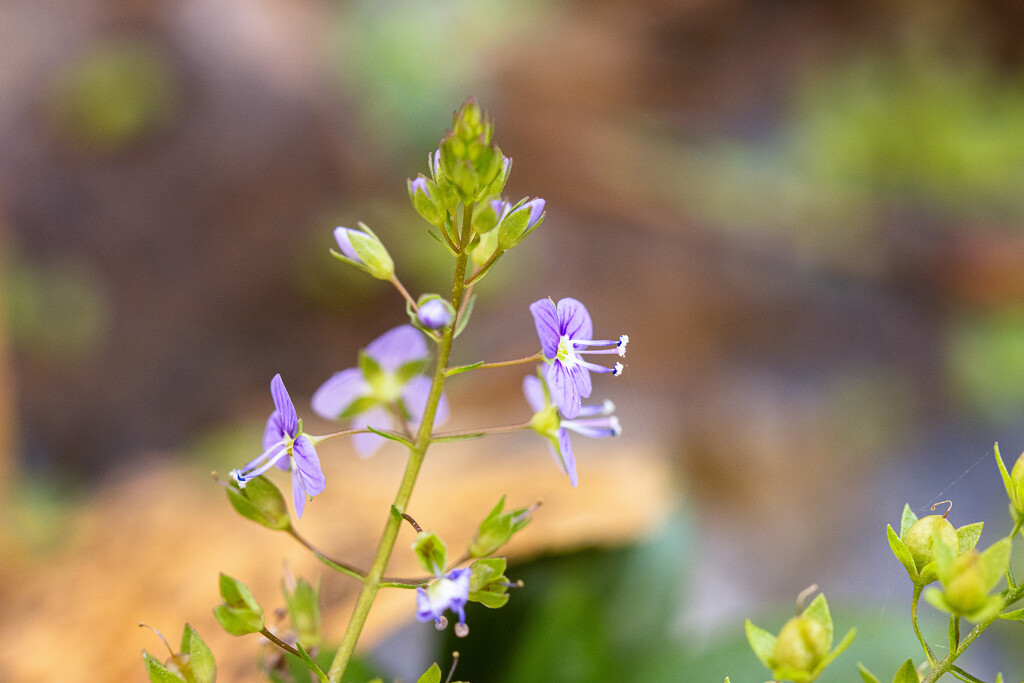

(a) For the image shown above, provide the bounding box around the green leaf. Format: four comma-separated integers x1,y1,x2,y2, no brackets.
887,524,918,581
900,504,919,538
996,442,1013,497
980,537,1012,589
416,663,442,683
142,651,187,683
364,425,413,448
181,624,216,683
743,619,776,670
891,658,918,683
283,576,321,647
445,360,484,377
818,627,856,671
225,476,290,531
454,292,476,339
803,593,834,649
858,662,881,683
955,522,984,554
998,607,1024,620
214,574,264,636
294,642,326,681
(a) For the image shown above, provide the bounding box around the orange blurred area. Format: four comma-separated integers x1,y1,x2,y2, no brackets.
3,0,1024,679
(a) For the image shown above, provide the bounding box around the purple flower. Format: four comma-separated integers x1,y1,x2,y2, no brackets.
529,297,627,419
416,566,472,636
524,374,621,487
312,325,449,456
231,374,326,518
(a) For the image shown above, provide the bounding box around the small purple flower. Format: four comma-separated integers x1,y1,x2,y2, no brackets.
231,374,326,518
312,325,449,456
416,566,472,636
417,298,454,330
529,297,627,419
524,374,621,487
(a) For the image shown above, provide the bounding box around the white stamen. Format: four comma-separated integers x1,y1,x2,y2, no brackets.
454,622,469,638
617,335,629,357
230,469,247,488
613,362,624,376
602,399,616,414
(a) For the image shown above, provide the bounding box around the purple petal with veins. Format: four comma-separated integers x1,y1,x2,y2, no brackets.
365,325,428,372
529,298,560,359
311,368,367,419
270,374,298,437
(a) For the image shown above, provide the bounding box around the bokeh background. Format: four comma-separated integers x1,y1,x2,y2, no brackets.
3,0,1024,680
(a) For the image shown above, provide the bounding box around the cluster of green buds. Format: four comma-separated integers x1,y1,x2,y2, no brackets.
744,589,856,683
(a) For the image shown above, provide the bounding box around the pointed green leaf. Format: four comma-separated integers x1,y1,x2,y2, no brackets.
416,663,442,683
996,443,1013,497
900,504,919,538
445,361,484,377
454,292,476,339
743,619,776,670
803,593,834,648
142,651,187,683
980,537,1012,589
948,614,958,652
818,627,856,671
998,607,1024,620
181,624,216,683
858,662,881,683
956,522,984,554
364,425,413,449
887,524,918,580
892,659,918,683
294,642,326,681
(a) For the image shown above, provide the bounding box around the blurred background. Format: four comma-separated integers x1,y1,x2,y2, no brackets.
3,0,1024,680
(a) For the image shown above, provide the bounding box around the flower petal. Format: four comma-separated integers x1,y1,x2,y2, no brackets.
546,361,581,419
529,298,560,359
292,463,308,518
570,359,593,400
333,227,362,262
350,407,394,457
402,375,449,427
522,375,547,414
312,368,368,419
557,427,578,486
270,374,298,437
293,436,326,496
365,325,428,372
556,297,592,342
262,410,286,451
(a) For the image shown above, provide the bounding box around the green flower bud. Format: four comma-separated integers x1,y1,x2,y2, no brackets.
213,573,264,636
332,224,394,280
497,197,545,251
902,515,958,572
412,531,447,575
1010,452,1024,518
467,557,512,609
942,551,989,615
451,98,493,145
408,175,445,226
225,475,290,531
772,615,829,673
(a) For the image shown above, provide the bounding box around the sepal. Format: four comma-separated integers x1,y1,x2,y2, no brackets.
412,531,448,575
331,224,395,280
225,475,290,531
408,175,446,226
213,573,264,636
496,197,545,251
469,495,535,558
142,652,186,683
468,557,511,609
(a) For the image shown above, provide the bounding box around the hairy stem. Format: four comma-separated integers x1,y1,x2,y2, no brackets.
326,203,475,682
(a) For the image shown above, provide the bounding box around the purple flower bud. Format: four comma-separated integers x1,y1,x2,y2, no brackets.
417,298,454,330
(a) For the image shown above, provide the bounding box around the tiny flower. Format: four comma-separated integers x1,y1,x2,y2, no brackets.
529,297,627,418
497,197,545,250
230,374,325,518
416,297,454,330
312,325,449,456
416,567,472,637
332,224,394,280
524,373,621,487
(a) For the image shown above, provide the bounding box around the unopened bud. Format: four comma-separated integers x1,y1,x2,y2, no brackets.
773,615,829,673
903,514,958,572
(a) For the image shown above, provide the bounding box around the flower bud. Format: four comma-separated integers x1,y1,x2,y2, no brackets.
472,198,508,235
332,224,394,280
483,154,512,197
416,297,454,330
408,175,445,226
772,615,829,673
451,98,492,145
1010,452,1024,518
942,551,989,615
469,496,535,558
902,514,958,572
412,531,448,575
497,197,545,250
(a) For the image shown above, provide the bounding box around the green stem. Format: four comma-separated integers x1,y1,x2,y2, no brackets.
326,203,475,683
261,628,329,682
911,584,937,665
432,422,532,439
446,352,543,375
389,274,418,312
289,528,366,581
